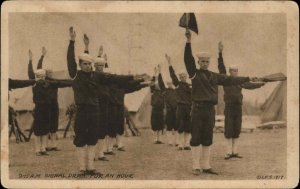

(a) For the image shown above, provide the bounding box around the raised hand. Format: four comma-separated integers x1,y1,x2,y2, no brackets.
83,34,89,46
218,41,223,53
69,26,76,41
98,45,103,57
29,49,33,60
154,67,158,76
42,47,47,57
165,54,171,65
157,64,161,73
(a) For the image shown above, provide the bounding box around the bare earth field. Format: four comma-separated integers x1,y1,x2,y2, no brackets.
9,128,286,180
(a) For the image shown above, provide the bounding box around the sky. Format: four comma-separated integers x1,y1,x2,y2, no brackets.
8,13,287,104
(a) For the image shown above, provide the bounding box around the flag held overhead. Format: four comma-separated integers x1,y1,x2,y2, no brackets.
179,13,198,34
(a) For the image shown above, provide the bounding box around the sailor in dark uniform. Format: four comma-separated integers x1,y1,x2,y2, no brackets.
157,65,178,146
150,67,165,144
166,54,192,150
28,49,72,156
184,29,260,175
217,42,265,160
67,28,146,174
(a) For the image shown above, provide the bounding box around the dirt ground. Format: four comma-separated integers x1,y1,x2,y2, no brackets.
9,128,286,180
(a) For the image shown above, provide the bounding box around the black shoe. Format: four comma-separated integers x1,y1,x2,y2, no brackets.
232,153,243,158
224,153,232,160
113,144,118,148
192,169,202,175
154,141,159,144
157,141,164,144
184,147,191,150
79,170,87,175
98,157,109,161
105,151,115,155
86,169,101,175
35,152,43,156
118,147,126,151
40,151,49,156
178,147,183,151
45,147,52,151
203,169,218,175
51,147,61,151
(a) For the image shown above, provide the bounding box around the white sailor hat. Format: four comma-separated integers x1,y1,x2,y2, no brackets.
78,53,94,63
196,52,211,59
229,65,238,70
34,69,46,77
94,57,108,68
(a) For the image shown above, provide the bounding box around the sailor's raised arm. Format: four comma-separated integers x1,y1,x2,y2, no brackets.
37,47,47,69
83,34,89,54
218,41,226,74
67,26,78,79
157,64,166,91
28,50,35,79
184,29,197,78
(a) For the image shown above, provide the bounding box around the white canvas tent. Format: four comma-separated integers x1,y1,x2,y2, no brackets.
125,87,151,129
260,81,287,124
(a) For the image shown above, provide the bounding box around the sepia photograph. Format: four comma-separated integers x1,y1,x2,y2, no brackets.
1,1,299,188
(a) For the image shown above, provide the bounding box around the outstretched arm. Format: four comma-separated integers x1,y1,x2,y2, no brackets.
47,79,73,88
28,50,35,79
241,82,265,89
184,30,197,79
216,73,252,86
124,79,148,93
9,79,35,90
67,27,78,79
218,41,226,74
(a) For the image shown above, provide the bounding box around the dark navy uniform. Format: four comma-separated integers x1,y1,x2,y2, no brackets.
157,74,178,131
169,66,192,133
28,56,71,135
67,40,134,147
218,52,264,139
108,79,147,137
150,77,165,131
28,57,72,137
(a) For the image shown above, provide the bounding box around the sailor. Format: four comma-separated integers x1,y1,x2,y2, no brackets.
150,67,165,144
28,49,72,156
217,41,265,160
184,29,260,175
166,54,192,150
67,27,145,175
157,64,178,146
